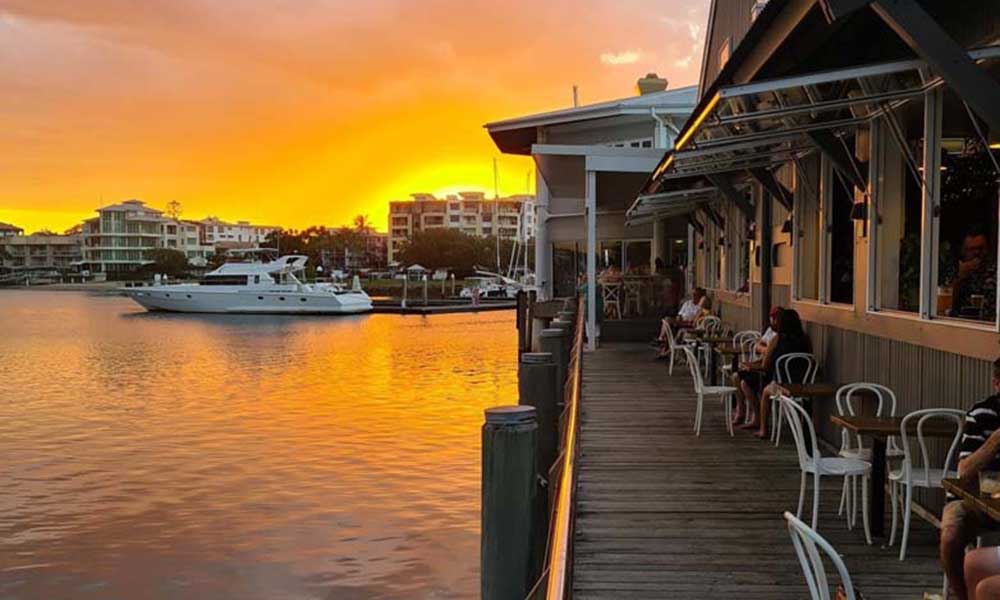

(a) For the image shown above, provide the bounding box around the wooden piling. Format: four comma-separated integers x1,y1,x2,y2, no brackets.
539,328,568,407
519,352,558,479
481,405,538,600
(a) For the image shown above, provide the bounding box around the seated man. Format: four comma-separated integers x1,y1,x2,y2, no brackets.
942,357,1000,600
654,287,705,347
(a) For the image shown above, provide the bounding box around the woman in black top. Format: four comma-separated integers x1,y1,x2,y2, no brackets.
736,309,812,438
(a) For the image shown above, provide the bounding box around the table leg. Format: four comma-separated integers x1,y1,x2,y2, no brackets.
870,437,886,537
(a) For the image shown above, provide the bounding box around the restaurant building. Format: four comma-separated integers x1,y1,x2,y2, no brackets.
635,0,1000,468
486,76,696,346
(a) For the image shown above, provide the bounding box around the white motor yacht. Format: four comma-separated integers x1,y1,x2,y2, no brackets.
122,255,373,315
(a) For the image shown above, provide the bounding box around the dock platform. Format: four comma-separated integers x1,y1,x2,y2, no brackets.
573,342,944,599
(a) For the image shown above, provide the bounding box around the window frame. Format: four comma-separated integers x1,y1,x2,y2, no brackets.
865,85,1000,332
792,154,833,304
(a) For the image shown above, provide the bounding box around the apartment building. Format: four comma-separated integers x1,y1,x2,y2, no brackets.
0,233,82,270
199,217,277,249
387,191,535,263
81,200,214,277
0,222,24,238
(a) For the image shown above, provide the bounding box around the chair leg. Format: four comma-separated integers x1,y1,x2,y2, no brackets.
844,476,853,531
850,475,858,529
889,480,899,547
725,395,734,437
812,472,822,530
900,483,913,561
861,474,872,545
797,472,807,518
694,393,703,436
774,401,784,447
668,349,675,376
838,476,848,517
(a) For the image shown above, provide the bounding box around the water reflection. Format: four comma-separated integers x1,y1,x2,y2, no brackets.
0,291,516,599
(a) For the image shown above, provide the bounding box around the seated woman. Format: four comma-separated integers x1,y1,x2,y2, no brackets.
734,309,811,438
965,547,1000,599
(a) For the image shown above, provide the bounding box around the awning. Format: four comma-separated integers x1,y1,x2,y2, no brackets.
643,45,1000,196
626,181,721,226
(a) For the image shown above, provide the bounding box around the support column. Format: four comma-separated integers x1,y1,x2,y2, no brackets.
535,167,552,300
652,218,666,271
760,191,773,328
585,169,598,351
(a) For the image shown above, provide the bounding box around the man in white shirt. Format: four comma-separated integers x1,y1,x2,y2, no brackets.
654,287,706,346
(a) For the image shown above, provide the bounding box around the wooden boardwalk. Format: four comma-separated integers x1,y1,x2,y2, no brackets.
573,343,944,599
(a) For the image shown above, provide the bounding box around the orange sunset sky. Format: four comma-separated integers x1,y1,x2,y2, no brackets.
0,0,708,234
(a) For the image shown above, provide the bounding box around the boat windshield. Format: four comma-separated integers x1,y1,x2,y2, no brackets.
200,275,249,286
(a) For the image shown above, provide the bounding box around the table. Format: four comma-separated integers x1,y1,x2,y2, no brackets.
831,416,960,537
699,335,733,385
943,478,1000,521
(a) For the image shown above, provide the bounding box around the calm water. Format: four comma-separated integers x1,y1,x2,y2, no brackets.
0,291,518,599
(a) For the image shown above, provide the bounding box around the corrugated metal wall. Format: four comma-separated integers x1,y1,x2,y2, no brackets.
805,321,993,510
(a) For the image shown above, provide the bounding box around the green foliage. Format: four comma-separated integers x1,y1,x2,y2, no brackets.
262,215,382,269
142,248,189,277
395,229,530,275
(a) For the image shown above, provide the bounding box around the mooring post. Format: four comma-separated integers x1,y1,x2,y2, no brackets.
401,275,408,309
519,353,558,482
482,405,538,600
516,291,527,355
422,275,429,306
539,328,568,407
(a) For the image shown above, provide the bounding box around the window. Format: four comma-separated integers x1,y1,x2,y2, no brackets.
599,241,622,271
795,154,822,300
449,215,460,223
552,241,581,297
873,97,925,314
934,87,999,324
829,153,856,305
624,240,651,274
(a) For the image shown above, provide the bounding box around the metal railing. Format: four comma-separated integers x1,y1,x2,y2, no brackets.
527,296,585,599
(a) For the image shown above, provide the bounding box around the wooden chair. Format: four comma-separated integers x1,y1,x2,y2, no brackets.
601,282,622,320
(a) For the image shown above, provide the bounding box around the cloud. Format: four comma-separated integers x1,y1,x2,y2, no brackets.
599,50,641,66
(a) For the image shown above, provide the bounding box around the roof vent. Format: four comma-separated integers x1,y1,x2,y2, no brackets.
637,73,668,95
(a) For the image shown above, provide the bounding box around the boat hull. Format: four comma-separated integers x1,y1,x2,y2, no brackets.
123,287,373,315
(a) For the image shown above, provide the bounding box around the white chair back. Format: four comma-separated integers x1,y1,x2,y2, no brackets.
898,408,965,487
775,352,819,385
700,315,722,334
835,383,899,453
778,395,820,470
784,511,857,600
665,320,683,352
682,345,704,394
733,330,761,362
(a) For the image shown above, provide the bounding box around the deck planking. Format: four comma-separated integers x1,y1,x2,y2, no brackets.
573,343,944,599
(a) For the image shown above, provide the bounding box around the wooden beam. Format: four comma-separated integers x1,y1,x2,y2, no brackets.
706,174,754,221
872,0,1000,134
748,168,793,211
700,205,724,230
806,131,867,190
686,214,705,236
819,0,871,23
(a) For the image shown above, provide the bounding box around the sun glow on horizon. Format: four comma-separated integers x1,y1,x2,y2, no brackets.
0,1,708,236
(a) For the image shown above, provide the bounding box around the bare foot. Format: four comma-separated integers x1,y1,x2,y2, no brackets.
754,430,769,439
737,421,758,430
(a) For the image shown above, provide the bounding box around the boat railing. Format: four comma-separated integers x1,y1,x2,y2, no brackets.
526,295,584,600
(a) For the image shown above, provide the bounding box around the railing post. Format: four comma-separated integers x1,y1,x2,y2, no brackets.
539,328,569,407
519,352,557,588
482,405,538,600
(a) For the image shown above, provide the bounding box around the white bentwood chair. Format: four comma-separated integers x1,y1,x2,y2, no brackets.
682,345,738,437
889,408,964,560
785,511,858,600
834,383,903,531
663,320,688,376
721,330,760,378
692,315,723,376
772,352,819,446
778,395,872,542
